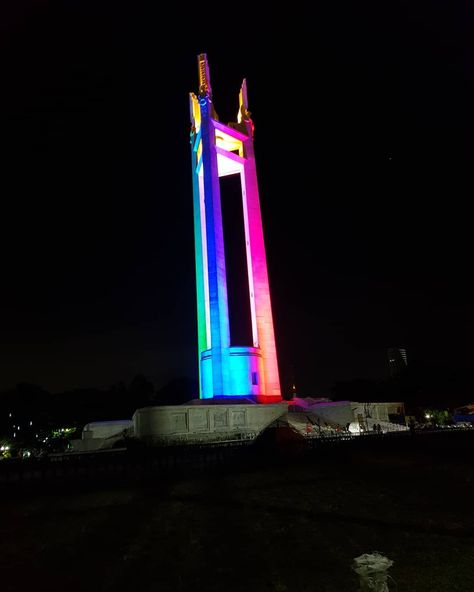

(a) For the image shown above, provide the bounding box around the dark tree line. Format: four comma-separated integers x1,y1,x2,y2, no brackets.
330,361,473,416
0,375,198,440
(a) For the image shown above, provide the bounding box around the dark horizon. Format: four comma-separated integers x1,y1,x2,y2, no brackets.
1,2,473,398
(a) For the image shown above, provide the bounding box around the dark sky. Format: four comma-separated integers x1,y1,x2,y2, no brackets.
1,1,473,395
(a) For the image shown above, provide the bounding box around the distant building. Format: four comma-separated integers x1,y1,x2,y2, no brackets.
388,347,408,377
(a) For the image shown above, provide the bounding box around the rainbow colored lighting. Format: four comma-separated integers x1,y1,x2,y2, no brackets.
190,54,281,403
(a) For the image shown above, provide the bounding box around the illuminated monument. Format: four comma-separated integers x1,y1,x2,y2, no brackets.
190,54,281,403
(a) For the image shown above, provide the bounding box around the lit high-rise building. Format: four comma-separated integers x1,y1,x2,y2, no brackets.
387,347,408,377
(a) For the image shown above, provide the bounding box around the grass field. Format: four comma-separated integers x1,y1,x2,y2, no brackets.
1,433,473,592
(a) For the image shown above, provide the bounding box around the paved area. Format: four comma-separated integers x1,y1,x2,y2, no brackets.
1,445,473,592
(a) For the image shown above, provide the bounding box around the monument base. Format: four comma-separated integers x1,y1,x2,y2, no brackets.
254,395,284,404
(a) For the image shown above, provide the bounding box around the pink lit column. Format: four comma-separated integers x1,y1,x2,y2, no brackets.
241,129,281,402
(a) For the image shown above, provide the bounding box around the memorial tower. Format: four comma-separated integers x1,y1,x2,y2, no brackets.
190,54,281,403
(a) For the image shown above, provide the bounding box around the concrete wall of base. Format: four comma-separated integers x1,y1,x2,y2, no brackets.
133,402,287,444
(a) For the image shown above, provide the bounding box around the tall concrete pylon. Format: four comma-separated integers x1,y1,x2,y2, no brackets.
190,54,281,403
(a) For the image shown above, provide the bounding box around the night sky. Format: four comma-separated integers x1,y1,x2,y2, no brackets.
1,1,473,396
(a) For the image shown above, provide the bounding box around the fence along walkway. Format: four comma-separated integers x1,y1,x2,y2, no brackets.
1,427,473,489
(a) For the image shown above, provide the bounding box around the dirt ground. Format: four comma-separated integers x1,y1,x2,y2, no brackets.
1,437,473,592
